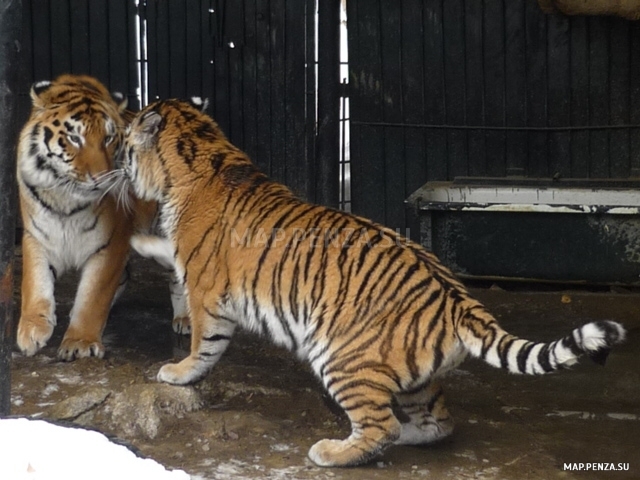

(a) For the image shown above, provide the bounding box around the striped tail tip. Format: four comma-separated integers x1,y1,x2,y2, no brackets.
572,321,626,367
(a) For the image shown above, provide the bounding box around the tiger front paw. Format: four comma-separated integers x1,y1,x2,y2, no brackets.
172,315,191,335
58,336,105,361
157,357,208,385
17,313,56,356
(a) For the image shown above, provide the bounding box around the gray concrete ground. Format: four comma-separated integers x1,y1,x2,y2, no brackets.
9,252,640,479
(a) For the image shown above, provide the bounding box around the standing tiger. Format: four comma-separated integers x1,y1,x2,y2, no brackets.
15,74,188,361
122,98,625,467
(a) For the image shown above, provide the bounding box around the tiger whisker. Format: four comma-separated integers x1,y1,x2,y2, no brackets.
112,176,133,214
97,177,122,204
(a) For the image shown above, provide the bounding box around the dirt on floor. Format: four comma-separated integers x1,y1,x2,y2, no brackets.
8,253,640,480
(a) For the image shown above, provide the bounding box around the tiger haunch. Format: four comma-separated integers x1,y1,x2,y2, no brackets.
123,99,626,468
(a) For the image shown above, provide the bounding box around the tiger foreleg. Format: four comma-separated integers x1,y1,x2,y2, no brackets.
157,305,236,385
58,236,130,360
394,382,454,446
16,232,57,356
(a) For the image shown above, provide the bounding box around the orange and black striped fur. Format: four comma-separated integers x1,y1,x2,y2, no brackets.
123,99,626,467
15,74,168,360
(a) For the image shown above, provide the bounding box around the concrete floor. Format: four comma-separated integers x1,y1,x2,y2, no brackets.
8,253,640,479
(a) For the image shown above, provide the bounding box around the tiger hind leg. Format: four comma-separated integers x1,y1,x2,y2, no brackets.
308,373,401,467
169,274,190,334
130,235,190,334
394,382,453,446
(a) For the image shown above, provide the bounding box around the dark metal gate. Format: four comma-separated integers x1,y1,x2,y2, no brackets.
347,0,640,232
18,0,321,202
141,0,317,199
19,0,141,112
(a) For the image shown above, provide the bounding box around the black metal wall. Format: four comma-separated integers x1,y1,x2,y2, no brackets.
18,0,140,116
142,0,316,199
347,0,640,231
18,0,318,201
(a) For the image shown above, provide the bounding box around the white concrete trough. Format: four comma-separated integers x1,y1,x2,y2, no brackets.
406,179,640,285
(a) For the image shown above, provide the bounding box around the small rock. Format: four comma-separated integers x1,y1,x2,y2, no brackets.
48,387,110,421
109,384,201,440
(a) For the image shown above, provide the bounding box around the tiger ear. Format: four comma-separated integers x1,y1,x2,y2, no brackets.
30,80,53,109
134,111,163,145
189,96,209,112
111,91,128,113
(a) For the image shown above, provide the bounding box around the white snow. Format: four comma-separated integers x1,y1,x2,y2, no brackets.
0,418,190,480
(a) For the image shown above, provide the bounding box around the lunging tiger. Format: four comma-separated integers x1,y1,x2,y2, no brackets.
122,98,626,467
15,74,188,361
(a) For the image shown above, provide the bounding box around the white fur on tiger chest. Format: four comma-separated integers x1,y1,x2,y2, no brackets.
28,204,111,274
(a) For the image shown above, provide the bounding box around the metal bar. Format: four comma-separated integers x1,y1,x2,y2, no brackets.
0,0,22,416
339,80,347,210
351,120,640,132
316,0,341,208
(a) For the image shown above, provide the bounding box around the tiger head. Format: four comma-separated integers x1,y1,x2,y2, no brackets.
18,74,130,201
123,97,212,202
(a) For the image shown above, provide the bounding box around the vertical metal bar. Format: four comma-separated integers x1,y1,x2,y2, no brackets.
316,0,341,208
0,0,22,416
340,82,347,209
305,0,317,202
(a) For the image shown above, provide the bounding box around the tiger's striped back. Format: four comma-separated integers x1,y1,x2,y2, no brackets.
123,99,626,468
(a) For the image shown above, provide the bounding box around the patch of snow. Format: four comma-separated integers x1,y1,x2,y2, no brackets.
606,413,638,421
53,373,82,385
500,406,530,414
453,450,478,462
41,384,59,397
546,410,595,420
270,443,296,452
0,418,190,480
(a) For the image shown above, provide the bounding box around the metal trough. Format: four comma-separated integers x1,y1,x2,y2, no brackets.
406,178,640,285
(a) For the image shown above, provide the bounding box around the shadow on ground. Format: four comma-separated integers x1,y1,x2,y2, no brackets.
9,253,640,479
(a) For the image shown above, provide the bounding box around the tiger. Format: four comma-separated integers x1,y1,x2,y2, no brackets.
15,74,189,361
121,98,626,467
